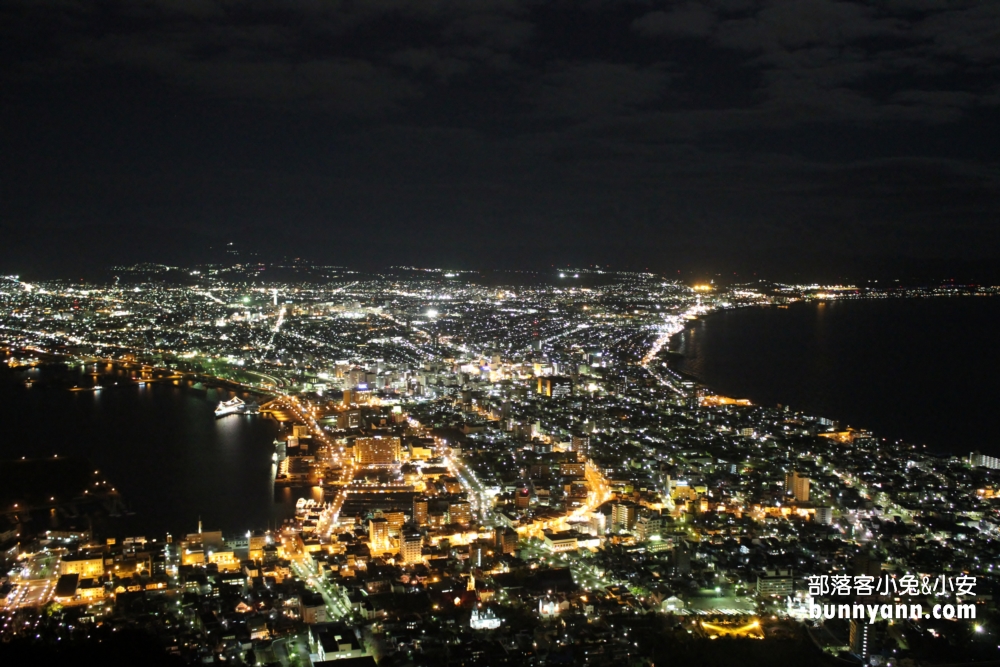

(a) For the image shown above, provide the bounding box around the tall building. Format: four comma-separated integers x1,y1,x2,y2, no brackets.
785,470,810,502
448,500,472,526
611,502,637,532
571,434,590,459
401,532,423,564
849,619,871,659
412,497,429,526
369,517,390,554
355,437,400,465
469,540,486,568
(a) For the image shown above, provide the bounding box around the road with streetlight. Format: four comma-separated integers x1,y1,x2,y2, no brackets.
289,559,352,620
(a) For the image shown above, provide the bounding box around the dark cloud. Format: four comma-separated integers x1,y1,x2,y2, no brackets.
1,0,999,278
532,62,671,120
714,0,902,52
632,5,717,38
389,48,472,83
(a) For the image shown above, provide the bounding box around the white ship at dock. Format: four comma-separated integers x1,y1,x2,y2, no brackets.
215,396,246,417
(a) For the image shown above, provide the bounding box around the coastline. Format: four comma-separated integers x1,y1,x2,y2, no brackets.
4,347,279,401
664,295,1000,458
0,353,286,538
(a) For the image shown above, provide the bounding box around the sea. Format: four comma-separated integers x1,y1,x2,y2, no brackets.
670,296,1000,457
0,362,309,539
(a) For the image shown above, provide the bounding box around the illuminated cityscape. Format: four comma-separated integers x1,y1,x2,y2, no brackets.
0,265,998,665
4,0,1000,661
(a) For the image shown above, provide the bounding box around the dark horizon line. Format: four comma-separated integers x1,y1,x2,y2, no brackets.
6,258,1000,288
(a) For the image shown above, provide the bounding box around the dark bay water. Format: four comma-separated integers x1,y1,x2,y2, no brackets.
671,296,1000,457
0,363,306,538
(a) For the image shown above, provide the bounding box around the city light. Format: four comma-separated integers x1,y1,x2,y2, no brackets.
0,268,992,664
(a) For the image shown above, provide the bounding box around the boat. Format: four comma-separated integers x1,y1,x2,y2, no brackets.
215,396,246,417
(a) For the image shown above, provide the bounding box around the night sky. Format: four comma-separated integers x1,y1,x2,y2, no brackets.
2,1,999,279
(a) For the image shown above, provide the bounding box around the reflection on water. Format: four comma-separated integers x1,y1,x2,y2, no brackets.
0,362,300,538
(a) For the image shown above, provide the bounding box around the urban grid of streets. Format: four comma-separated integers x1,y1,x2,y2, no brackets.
1,264,999,665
